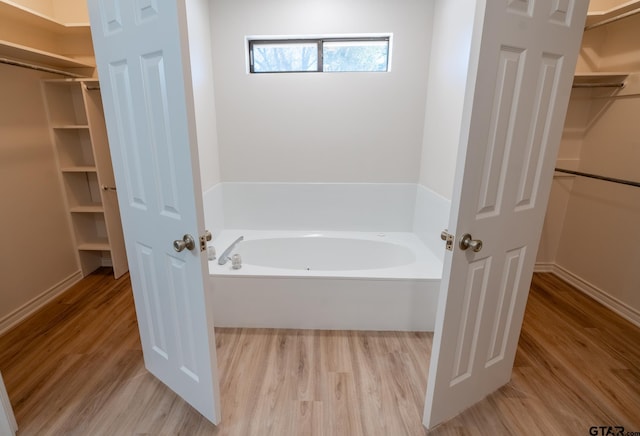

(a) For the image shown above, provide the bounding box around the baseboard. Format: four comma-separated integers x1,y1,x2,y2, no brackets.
533,262,555,273
0,270,83,336
549,263,640,329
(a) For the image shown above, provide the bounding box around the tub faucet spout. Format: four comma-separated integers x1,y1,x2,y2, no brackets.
218,236,244,265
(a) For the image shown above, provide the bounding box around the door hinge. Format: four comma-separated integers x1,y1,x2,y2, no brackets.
440,230,454,251
199,230,212,252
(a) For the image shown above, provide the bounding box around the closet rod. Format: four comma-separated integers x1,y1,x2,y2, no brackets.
0,57,85,78
585,7,640,30
572,82,625,89
554,168,640,188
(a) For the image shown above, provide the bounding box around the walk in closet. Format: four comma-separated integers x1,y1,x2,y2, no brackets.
539,0,640,325
0,0,126,329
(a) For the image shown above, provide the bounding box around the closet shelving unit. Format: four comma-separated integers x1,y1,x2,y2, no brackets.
572,72,628,88
0,0,94,77
585,0,640,30
572,1,640,89
43,78,128,278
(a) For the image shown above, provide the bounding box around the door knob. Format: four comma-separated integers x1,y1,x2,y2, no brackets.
173,234,196,252
459,233,483,252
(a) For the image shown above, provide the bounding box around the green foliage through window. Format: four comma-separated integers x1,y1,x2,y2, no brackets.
249,37,390,73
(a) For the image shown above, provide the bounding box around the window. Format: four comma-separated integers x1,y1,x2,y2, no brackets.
248,36,391,73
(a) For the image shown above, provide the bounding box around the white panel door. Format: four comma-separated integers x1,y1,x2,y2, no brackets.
87,0,221,423
424,0,587,427
0,372,17,436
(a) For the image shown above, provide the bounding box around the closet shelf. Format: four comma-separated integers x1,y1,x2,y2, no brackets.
572,72,629,88
61,166,98,173
586,0,640,29
70,205,105,213
53,125,90,130
77,241,111,251
0,1,91,33
0,40,94,69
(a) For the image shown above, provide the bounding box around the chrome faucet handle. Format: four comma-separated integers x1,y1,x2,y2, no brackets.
231,253,242,269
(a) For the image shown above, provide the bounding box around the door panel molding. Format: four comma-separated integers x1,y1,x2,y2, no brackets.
423,0,588,428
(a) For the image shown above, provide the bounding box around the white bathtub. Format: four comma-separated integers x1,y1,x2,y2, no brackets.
209,230,442,331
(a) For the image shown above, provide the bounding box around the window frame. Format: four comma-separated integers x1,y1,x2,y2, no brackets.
247,36,391,74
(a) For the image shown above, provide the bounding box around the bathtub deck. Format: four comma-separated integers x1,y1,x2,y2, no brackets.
209,229,443,280
208,230,442,331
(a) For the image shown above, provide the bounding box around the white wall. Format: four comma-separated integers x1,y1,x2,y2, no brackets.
209,0,433,183
185,0,222,193
210,183,418,231
0,64,79,325
418,0,478,200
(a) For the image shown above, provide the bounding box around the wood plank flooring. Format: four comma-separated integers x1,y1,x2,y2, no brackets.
0,269,639,435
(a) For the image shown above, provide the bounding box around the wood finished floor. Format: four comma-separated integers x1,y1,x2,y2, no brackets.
0,269,639,435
